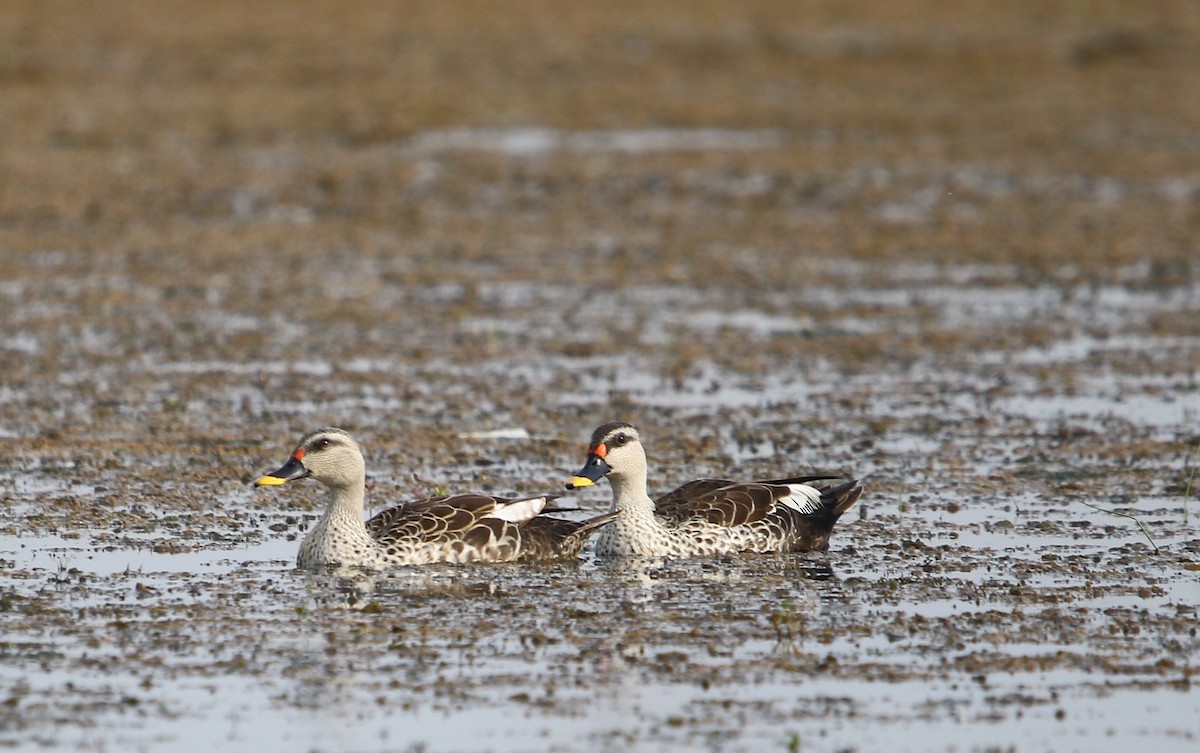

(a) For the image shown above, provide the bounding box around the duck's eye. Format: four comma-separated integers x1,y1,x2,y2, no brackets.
613,433,629,447
314,438,331,450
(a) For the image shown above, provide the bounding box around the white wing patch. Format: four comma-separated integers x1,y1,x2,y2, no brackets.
779,484,823,515
488,496,547,523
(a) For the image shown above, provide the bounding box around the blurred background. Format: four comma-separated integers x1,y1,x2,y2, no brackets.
3,0,1197,453
1,2,1198,751
5,0,1197,277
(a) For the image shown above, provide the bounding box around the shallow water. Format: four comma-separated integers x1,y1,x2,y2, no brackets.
3,152,1199,752
5,0,1200,746
2,464,1197,753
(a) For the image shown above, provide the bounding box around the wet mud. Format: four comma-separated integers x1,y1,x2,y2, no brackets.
2,2,1199,751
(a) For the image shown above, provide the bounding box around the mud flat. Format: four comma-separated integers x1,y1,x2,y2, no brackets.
2,2,1199,751
3,270,1197,752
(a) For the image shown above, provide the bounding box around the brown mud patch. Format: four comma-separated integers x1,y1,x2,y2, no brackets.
2,2,1199,751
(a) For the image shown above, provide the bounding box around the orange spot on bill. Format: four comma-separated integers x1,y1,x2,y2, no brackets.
593,443,608,459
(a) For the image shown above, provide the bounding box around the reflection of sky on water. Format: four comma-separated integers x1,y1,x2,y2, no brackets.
3,499,1196,753
2,266,1198,752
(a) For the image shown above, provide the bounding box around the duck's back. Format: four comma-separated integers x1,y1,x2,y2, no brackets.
650,475,862,554
365,494,524,563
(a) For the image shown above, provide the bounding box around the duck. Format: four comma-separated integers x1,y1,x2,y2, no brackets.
255,428,618,569
565,422,862,558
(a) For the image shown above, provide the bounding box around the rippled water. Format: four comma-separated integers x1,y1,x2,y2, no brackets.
2,265,1198,752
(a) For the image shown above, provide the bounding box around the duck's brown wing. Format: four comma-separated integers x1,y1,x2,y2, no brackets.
653,479,779,527
653,475,857,528
365,494,515,554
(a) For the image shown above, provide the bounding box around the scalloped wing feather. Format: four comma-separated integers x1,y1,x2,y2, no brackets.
654,479,780,527
362,493,608,561
653,476,858,529
366,493,506,547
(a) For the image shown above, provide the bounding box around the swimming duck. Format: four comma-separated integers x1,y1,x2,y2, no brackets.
565,422,862,558
255,428,617,568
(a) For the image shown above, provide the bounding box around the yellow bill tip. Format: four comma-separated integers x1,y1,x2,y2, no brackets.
254,475,288,487
566,476,594,489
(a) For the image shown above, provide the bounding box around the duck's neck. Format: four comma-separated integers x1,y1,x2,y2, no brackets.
596,466,677,558
323,482,366,522
299,483,377,567
608,470,657,519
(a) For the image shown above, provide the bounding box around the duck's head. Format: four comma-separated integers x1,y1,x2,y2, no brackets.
255,428,365,491
565,421,645,490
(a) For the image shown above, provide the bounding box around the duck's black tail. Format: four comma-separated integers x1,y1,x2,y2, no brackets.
768,475,864,552
823,478,863,518
517,510,620,562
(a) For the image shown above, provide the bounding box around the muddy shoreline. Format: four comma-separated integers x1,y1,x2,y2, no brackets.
3,2,1199,750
